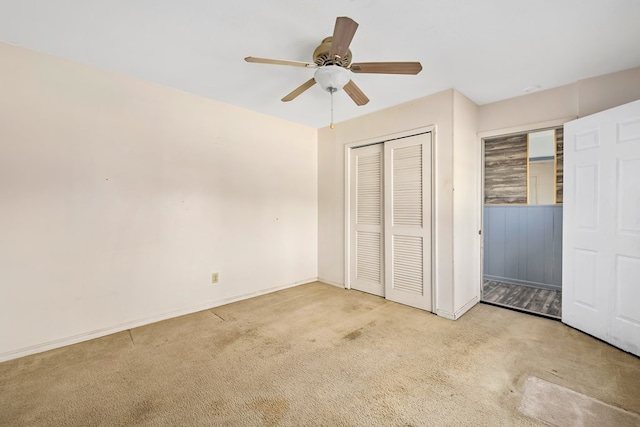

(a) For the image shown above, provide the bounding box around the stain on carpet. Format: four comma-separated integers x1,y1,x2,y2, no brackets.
343,321,376,341
130,399,155,424
343,330,362,341
206,399,233,417
247,397,289,426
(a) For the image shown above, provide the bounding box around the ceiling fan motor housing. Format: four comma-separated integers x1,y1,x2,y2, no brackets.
313,37,352,67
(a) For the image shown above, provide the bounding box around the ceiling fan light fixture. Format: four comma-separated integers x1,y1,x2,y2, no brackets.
314,65,351,92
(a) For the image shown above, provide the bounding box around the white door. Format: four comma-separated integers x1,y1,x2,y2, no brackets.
563,99,640,356
349,144,384,296
384,133,432,311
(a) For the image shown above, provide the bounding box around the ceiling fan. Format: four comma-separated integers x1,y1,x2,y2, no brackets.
244,16,423,108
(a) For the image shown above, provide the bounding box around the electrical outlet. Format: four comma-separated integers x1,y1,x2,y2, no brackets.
211,272,219,283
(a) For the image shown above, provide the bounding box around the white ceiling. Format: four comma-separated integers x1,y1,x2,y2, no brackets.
1,0,639,128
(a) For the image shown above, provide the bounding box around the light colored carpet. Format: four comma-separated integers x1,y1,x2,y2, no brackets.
1,282,639,426
519,376,640,426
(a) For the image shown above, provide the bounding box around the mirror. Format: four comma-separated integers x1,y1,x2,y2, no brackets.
528,130,556,205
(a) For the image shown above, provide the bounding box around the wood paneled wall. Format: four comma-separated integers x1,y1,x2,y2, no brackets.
484,134,528,204
484,128,564,205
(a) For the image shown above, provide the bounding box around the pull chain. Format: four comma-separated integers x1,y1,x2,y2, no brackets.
330,88,335,129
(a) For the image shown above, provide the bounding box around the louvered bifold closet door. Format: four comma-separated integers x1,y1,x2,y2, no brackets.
384,133,432,310
350,144,384,296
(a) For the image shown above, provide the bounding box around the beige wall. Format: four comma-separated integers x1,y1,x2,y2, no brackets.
479,66,640,134
0,43,318,361
478,84,578,134
578,67,640,117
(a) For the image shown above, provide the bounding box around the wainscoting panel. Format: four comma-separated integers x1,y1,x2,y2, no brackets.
483,205,563,289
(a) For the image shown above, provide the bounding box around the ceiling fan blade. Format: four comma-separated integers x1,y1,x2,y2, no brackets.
245,56,316,68
343,80,369,106
281,78,317,102
329,17,359,60
350,62,423,75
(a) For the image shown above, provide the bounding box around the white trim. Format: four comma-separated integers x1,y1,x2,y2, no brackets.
430,128,438,314
478,116,575,140
437,296,479,320
344,144,352,290
318,278,345,288
0,278,317,363
345,125,439,149
479,130,486,300
454,295,479,318
435,309,456,320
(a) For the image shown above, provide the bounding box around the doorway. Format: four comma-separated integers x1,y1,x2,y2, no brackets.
481,127,563,319
346,130,433,312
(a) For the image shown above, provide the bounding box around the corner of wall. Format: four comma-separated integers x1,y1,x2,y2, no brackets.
451,90,481,317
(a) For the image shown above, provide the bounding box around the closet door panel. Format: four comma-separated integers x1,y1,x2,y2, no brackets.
349,144,384,296
384,133,432,310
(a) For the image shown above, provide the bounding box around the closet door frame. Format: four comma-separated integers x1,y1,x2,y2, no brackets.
344,126,435,309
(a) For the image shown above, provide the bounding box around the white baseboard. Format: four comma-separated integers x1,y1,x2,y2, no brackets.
436,309,456,320
436,296,479,320
317,277,345,288
0,277,317,363
454,296,479,319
